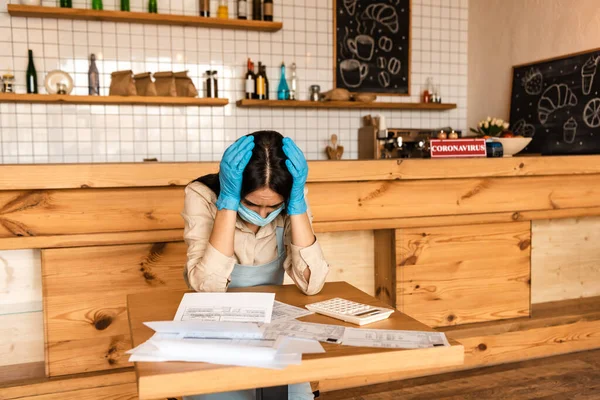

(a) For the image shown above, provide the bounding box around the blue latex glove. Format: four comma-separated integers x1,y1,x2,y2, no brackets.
216,136,255,211
282,137,308,215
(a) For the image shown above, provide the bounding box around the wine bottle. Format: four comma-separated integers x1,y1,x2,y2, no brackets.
262,64,269,100
91,0,103,11
252,0,261,20
263,0,273,22
199,0,209,16
120,0,130,11
60,0,72,8
237,0,247,20
245,58,256,100
277,62,289,100
88,54,100,96
148,0,157,13
26,50,38,94
256,62,266,100
289,62,297,100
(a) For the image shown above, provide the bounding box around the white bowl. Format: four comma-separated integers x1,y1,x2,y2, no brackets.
490,137,532,157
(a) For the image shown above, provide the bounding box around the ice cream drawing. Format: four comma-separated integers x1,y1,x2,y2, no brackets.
581,55,600,95
563,117,578,144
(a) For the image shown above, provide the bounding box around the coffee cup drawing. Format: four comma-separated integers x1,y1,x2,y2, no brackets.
339,59,369,88
347,35,375,61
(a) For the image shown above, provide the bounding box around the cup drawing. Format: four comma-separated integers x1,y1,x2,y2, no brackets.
347,35,375,61
563,117,578,144
339,59,368,88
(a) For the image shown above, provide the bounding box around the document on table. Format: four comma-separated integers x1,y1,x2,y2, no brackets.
262,321,346,343
271,300,314,322
341,328,450,349
144,321,264,339
173,292,275,323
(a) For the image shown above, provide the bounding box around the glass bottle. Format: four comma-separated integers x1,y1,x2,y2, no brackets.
120,0,130,11
255,62,265,100
217,0,228,18
237,0,247,19
252,0,261,20
245,58,256,100
263,0,273,21
60,0,72,8
91,0,103,11
199,0,209,16
289,62,297,100
205,70,218,98
88,54,100,96
277,62,289,100
148,0,157,13
423,77,433,103
262,64,269,100
26,50,38,94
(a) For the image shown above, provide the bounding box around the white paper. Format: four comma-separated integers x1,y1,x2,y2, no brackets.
144,321,264,339
341,328,451,349
262,321,345,344
174,292,275,323
271,301,314,322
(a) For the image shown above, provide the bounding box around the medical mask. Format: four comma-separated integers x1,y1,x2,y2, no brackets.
238,203,284,227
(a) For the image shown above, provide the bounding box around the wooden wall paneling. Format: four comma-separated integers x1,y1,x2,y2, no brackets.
531,216,600,304
308,175,600,223
396,222,531,327
374,230,396,307
283,230,375,296
0,312,44,367
0,249,42,314
42,242,189,376
0,187,184,238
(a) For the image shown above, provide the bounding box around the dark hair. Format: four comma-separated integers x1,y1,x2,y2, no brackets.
194,130,293,201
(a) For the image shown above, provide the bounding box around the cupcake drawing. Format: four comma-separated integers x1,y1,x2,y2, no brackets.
581,55,600,95
563,117,578,144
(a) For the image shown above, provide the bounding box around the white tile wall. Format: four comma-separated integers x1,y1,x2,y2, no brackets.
0,0,468,163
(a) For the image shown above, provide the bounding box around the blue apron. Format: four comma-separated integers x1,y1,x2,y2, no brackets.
184,227,315,400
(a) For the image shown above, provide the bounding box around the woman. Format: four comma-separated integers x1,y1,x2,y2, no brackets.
182,130,329,400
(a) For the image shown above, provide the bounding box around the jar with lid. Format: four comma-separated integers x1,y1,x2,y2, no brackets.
309,85,320,101
3,73,14,93
205,70,218,98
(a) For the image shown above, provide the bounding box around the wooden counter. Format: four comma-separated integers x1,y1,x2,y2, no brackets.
1,156,599,397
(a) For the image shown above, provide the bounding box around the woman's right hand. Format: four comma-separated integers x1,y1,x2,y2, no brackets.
216,135,255,211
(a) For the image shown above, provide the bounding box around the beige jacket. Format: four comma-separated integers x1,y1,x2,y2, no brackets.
181,181,329,295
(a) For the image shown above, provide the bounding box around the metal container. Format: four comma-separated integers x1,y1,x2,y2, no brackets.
205,70,218,98
309,85,320,101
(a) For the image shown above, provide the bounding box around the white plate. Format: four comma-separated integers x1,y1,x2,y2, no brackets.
44,70,74,95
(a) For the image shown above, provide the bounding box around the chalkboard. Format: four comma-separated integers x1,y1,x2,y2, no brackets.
510,48,600,155
334,0,411,95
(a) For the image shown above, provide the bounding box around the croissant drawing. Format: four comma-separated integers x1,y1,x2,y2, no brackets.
361,3,399,34
537,84,578,125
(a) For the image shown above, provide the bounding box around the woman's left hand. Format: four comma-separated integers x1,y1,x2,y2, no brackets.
282,137,308,215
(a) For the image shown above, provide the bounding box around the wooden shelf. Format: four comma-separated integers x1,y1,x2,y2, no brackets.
7,5,283,31
0,93,229,106
236,99,457,110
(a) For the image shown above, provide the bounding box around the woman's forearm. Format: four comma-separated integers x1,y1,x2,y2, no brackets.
290,212,316,281
208,209,238,257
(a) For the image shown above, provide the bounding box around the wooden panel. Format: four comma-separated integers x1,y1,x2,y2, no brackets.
0,370,135,399
236,99,457,110
3,206,600,250
308,175,600,223
283,230,375,296
0,93,229,106
0,362,45,386
42,242,189,376
22,383,138,400
316,296,600,393
0,249,41,314
374,230,396,307
0,312,44,367
7,4,283,31
1,157,599,191
0,187,183,238
532,216,600,303
397,222,531,327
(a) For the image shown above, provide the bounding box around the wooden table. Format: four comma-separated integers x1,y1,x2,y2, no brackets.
127,282,464,399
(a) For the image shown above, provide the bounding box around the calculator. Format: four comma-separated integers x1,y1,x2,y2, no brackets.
305,298,394,326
